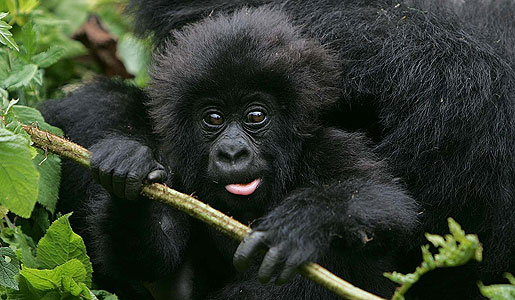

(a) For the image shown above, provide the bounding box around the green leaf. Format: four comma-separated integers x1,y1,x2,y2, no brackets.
0,226,37,268
20,22,37,59
31,47,64,68
19,259,91,299
479,273,515,300
11,105,63,136
6,106,62,213
0,13,19,51
117,34,151,86
0,49,9,80
117,34,151,75
0,128,39,218
21,259,85,291
32,151,60,214
36,214,93,287
2,64,38,90
32,69,43,86
385,218,483,300
0,247,19,290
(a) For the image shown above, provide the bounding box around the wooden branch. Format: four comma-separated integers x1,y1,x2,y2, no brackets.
24,124,385,300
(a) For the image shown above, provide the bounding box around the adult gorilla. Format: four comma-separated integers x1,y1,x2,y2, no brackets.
42,0,515,299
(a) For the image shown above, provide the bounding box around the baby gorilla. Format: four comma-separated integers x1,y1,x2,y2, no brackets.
42,7,418,299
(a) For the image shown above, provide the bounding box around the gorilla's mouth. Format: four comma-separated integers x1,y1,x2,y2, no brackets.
225,178,261,196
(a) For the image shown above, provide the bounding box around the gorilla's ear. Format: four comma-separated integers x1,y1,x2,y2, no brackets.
128,0,268,47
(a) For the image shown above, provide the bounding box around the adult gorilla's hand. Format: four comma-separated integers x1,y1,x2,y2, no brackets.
90,136,166,200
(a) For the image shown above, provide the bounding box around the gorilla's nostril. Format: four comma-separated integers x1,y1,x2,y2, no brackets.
217,144,251,164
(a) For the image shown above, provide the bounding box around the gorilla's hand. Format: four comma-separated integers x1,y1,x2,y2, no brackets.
233,189,332,285
90,136,166,200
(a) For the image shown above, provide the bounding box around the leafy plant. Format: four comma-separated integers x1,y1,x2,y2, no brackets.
479,273,515,300
0,2,130,298
0,214,117,299
385,218,483,300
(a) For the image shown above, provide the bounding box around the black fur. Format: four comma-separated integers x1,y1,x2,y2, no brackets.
40,1,515,299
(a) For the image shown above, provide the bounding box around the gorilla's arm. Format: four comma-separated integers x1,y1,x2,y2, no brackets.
129,0,268,46
40,80,190,285
234,128,419,285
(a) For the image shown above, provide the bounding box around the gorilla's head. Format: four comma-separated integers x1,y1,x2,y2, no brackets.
147,7,340,217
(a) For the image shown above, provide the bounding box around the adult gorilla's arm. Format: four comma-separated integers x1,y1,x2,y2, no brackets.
129,0,268,47
40,80,190,287
234,128,419,285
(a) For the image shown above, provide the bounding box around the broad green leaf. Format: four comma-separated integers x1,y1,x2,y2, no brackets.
19,259,90,299
20,22,37,59
32,151,60,214
2,103,36,154
20,259,91,299
11,105,63,136
0,90,6,102
0,128,39,218
8,106,62,213
32,205,49,235
0,247,19,290
31,47,64,68
2,64,38,90
0,13,19,51
0,51,9,79
0,226,37,268
37,214,93,286
21,259,85,290
117,34,151,86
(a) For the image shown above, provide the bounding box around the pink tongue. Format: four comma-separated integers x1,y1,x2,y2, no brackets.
225,179,261,195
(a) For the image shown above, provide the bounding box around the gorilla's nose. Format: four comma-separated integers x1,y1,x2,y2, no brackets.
216,141,252,167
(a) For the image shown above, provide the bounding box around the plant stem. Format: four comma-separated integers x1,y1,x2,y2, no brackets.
24,124,385,300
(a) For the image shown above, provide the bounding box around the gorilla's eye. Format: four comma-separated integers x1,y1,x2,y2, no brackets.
204,112,224,126
246,111,266,124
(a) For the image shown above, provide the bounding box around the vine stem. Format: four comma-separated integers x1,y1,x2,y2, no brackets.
23,124,385,300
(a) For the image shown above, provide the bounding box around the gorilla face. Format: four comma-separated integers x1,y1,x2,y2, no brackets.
147,7,340,215
198,91,280,209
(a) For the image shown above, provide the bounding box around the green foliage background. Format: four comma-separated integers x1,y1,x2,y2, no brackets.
0,0,513,299
0,0,150,298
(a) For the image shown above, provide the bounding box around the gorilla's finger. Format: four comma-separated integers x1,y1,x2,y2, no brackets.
275,259,299,285
112,173,126,199
147,169,166,183
258,246,284,284
233,231,268,272
99,168,113,193
125,173,143,200
91,166,100,183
